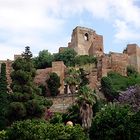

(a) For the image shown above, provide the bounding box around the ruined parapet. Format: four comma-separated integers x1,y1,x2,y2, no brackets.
68,26,103,56
14,54,22,60
52,61,66,94
59,47,67,53
125,44,140,72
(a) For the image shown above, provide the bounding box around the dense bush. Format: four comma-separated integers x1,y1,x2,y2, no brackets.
47,72,61,96
33,50,54,69
89,103,140,140
38,84,47,96
0,130,7,140
49,112,63,124
75,55,97,66
54,48,77,67
101,71,140,101
5,119,87,140
63,104,81,125
101,76,118,101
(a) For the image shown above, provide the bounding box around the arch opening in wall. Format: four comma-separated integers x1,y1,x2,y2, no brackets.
84,33,89,41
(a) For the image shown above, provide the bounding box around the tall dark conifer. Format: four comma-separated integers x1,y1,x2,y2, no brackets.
8,46,52,123
0,63,7,93
0,63,8,130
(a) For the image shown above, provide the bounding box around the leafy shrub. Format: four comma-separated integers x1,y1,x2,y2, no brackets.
54,48,77,67
92,99,106,117
63,104,81,125
89,103,139,140
0,130,7,140
33,50,54,69
50,112,63,124
101,76,118,101
127,66,138,77
47,72,61,96
6,119,87,140
38,84,47,96
8,102,26,121
75,55,97,66
101,71,140,101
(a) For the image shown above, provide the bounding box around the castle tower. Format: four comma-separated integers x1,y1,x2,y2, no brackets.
68,26,104,56
126,44,140,72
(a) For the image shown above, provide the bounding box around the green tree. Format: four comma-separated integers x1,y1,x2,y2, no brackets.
5,119,87,140
101,76,118,101
8,47,52,123
54,48,77,67
22,46,32,59
75,55,97,66
0,63,9,130
33,50,54,69
101,71,140,101
46,72,61,96
0,63,7,93
89,103,139,140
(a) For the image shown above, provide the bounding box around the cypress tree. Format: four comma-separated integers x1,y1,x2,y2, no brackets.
8,46,52,123
0,63,7,93
0,63,8,130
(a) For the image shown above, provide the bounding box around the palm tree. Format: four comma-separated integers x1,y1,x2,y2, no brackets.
65,68,80,94
77,85,96,129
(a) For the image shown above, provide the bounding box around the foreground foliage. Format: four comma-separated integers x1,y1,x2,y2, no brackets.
89,103,140,140
4,119,87,140
47,72,61,96
101,71,140,101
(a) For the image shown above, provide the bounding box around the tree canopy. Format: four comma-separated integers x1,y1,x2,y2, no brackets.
8,47,52,124
54,48,77,67
33,50,54,69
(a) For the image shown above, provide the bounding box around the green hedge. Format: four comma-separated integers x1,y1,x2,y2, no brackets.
89,103,140,140
5,119,87,140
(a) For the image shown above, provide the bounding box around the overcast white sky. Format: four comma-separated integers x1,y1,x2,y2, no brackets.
0,0,140,60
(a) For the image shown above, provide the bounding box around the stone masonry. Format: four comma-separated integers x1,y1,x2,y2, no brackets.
1,26,140,112
1,26,140,94
68,26,103,56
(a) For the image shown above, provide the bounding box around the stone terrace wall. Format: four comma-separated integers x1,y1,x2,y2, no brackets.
34,61,65,94
49,94,77,112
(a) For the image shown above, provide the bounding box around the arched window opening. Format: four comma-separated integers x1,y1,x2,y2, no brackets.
84,33,89,41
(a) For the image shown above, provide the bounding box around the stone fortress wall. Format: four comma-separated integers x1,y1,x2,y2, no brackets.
1,26,140,94
67,26,140,77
